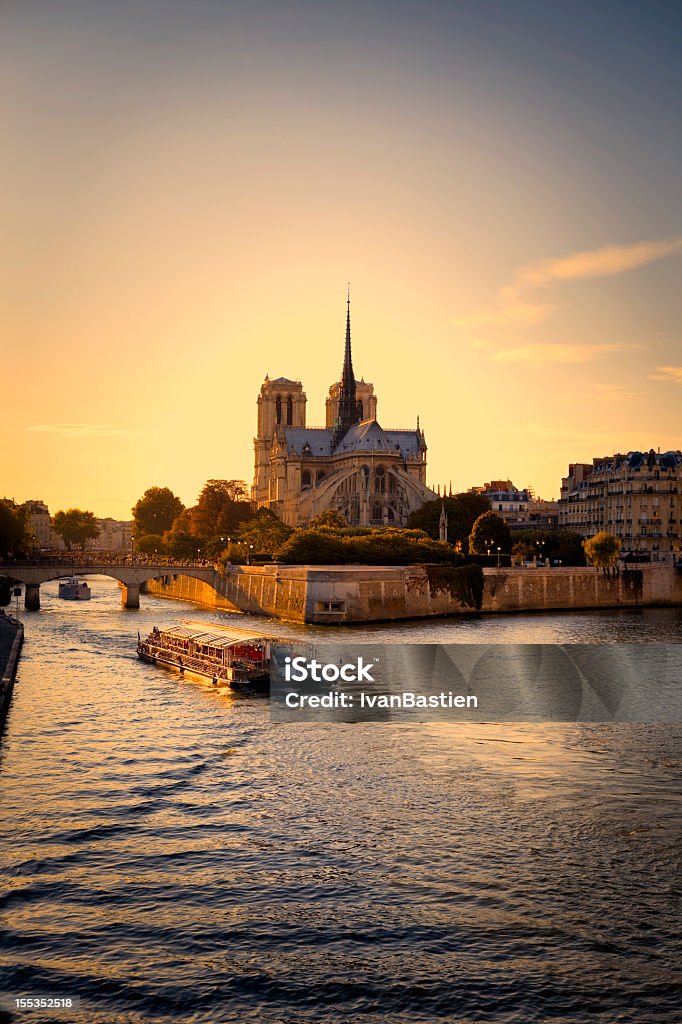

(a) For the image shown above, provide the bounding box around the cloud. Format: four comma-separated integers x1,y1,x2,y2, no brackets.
25,423,136,438
592,382,643,403
454,235,682,330
491,342,637,366
648,365,682,384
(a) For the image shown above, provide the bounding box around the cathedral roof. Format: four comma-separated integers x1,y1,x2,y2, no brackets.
335,419,392,452
283,420,422,459
385,429,423,458
284,428,334,456
334,419,422,457
269,376,299,386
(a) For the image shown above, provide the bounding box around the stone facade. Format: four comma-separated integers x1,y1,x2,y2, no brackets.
559,450,682,560
252,298,433,527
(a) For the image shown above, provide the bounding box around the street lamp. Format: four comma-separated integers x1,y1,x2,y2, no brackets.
497,546,501,567
248,543,254,565
486,538,493,558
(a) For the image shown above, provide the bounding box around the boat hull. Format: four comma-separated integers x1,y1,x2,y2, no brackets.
137,646,269,693
58,585,91,601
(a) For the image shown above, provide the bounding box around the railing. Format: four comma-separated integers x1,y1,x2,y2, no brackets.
139,642,231,679
140,641,266,680
0,556,213,569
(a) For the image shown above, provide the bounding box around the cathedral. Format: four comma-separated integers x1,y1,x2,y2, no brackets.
252,297,434,527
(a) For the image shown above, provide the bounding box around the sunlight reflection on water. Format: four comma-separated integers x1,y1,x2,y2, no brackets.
0,578,680,1023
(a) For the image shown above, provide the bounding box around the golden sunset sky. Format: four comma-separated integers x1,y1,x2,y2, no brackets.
3,2,681,517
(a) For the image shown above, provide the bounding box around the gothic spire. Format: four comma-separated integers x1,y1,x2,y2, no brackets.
334,284,359,442
342,284,354,390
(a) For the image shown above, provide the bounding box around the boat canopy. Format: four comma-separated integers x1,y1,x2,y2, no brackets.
155,621,270,649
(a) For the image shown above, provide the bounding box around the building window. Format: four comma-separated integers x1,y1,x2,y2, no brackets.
316,470,326,484
275,396,282,424
372,502,382,520
375,465,386,493
286,396,293,425
301,471,312,489
357,399,364,419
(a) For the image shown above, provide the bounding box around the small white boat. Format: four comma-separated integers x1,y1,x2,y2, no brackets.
58,578,92,601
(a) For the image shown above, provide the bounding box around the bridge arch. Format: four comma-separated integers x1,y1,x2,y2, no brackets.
0,562,220,610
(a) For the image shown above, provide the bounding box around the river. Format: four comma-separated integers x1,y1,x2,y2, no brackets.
0,577,680,1023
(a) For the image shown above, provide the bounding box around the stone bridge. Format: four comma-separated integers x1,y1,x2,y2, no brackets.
0,561,219,609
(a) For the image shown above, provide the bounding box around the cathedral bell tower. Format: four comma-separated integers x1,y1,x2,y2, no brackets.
252,376,306,505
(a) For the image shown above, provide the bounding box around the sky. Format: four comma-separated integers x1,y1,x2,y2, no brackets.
2,0,681,517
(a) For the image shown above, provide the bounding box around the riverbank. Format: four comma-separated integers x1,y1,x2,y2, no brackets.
145,563,682,624
0,613,23,729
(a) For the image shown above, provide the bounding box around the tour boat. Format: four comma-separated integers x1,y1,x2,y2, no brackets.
58,578,92,601
137,620,274,691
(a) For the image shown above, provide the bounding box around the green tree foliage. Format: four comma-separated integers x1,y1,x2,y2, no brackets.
512,540,535,562
0,500,31,558
219,542,247,566
425,564,484,610
306,509,347,531
236,508,292,558
407,493,491,551
52,509,100,551
132,487,184,539
469,511,512,554
191,480,252,539
274,528,464,566
135,534,167,555
165,510,205,559
583,531,621,570
511,529,586,566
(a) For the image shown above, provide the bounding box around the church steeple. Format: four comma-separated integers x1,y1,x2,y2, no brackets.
334,286,360,442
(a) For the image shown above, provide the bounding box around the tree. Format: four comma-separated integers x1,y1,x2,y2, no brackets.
273,527,463,566
306,509,347,531
135,534,167,555
236,508,292,557
132,487,184,539
583,531,621,571
52,509,100,551
165,508,206,558
511,529,586,566
0,500,31,558
166,530,203,560
407,493,491,552
469,511,511,555
191,479,252,539
512,540,535,563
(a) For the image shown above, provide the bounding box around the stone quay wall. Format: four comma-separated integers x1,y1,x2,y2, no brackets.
144,563,682,625
0,616,24,729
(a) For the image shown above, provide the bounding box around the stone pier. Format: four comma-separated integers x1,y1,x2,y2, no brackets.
24,583,40,611
121,583,140,609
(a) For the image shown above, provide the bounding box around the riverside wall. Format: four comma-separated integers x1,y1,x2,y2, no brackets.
0,615,24,728
144,564,682,625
